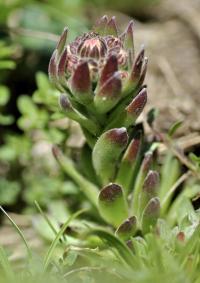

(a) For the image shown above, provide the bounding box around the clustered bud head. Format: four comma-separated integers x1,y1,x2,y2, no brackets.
49,15,148,137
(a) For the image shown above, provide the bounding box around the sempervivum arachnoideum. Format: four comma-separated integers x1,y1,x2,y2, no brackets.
49,15,147,141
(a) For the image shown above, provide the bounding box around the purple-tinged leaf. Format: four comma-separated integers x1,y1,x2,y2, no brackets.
125,87,147,126
70,61,92,104
48,50,58,84
116,216,137,240
93,15,108,35
130,46,145,83
56,27,68,55
105,16,118,36
124,20,134,67
139,170,159,216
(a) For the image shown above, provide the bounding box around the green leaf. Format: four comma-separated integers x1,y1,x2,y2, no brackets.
168,121,183,137
88,228,137,267
98,183,129,227
147,108,159,127
92,128,128,184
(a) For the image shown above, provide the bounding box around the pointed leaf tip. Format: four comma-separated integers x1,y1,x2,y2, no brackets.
56,27,68,55
48,50,57,83
72,61,90,92
57,49,68,78
125,20,134,46
141,197,160,233
71,61,92,103
126,88,147,120
138,57,148,86
95,55,121,113
144,197,160,216
139,170,159,215
142,152,152,173
130,47,145,82
59,94,71,111
100,55,118,86
105,16,118,36
94,15,108,34
123,135,141,162
143,170,159,195
124,20,134,66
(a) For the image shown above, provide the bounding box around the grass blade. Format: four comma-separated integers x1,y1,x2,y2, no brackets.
43,208,86,271
0,206,31,258
34,200,58,236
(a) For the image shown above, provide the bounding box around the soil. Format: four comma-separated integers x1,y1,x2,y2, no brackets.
135,0,200,136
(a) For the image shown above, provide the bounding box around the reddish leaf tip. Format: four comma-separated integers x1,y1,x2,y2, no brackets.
57,49,68,77
48,50,57,82
71,61,91,94
126,88,147,117
143,170,159,194
99,183,122,203
59,94,71,110
100,55,118,86
124,136,141,162
56,27,68,54
142,152,152,173
106,16,118,36
145,197,160,216
106,127,128,146
117,216,137,234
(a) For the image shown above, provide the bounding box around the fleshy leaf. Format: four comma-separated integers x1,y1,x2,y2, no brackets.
56,27,68,55
70,61,92,104
92,128,128,184
125,87,147,127
98,183,128,227
139,170,159,217
94,55,122,113
105,16,118,36
131,152,152,216
116,133,142,194
141,197,160,234
93,15,108,35
116,216,137,240
124,20,134,67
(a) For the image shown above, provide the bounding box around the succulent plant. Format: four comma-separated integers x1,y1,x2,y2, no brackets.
48,16,182,240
